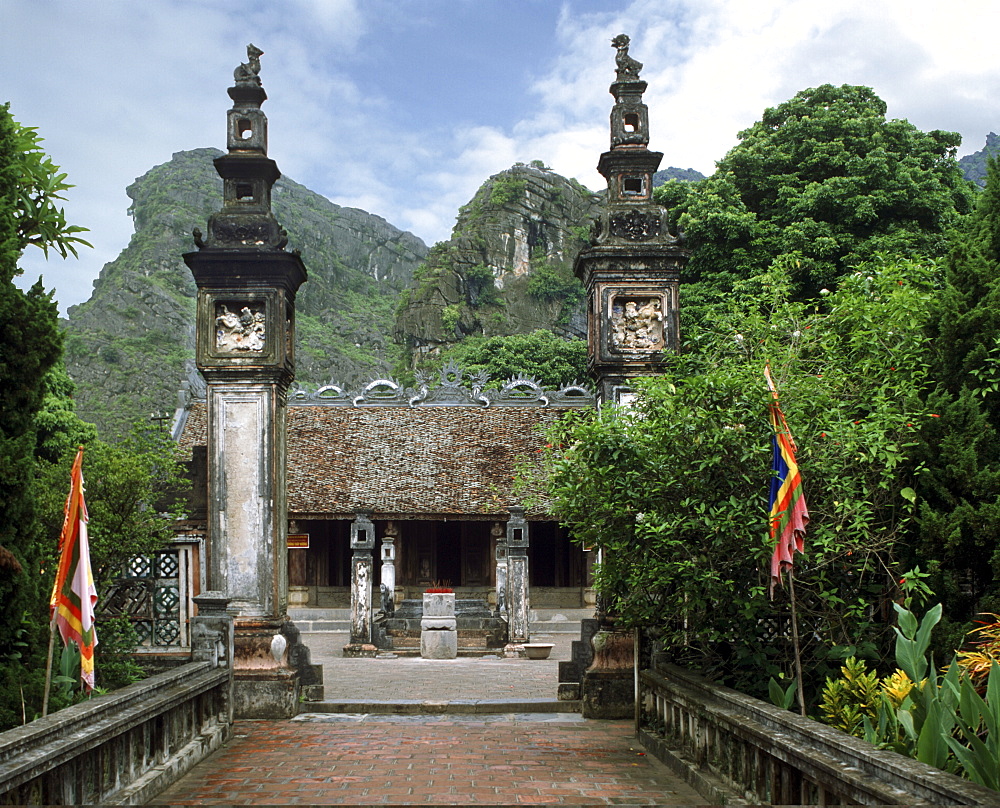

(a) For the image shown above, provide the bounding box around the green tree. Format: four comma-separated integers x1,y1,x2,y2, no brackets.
8,115,91,258
657,84,975,312
0,105,94,727
534,257,936,699
431,330,588,389
0,105,78,667
909,158,1000,644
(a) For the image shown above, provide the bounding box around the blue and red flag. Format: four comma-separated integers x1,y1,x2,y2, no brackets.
765,366,809,597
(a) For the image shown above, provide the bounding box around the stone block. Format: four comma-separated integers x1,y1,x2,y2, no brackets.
558,660,582,683
557,682,581,701
421,629,457,659
571,640,592,666
581,669,634,719
423,593,456,617
233,669,299,719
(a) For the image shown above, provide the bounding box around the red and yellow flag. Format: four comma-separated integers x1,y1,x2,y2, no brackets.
49,447,98,690
765,367,809,598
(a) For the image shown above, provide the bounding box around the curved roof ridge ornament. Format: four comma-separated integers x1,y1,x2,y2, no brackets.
313,383,347,401
252,368,593,408
409,370,431,407
353,378,404,406
498,376,548,406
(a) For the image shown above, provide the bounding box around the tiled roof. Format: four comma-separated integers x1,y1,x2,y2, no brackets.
179,403,579,519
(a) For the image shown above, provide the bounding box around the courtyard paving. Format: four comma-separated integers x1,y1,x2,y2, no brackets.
149,632,705,805
304,631,572,701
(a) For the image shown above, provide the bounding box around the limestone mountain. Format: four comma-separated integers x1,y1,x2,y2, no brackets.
64,148,428,437
652,166,705,185
393,163,603,369
959,133,1000,188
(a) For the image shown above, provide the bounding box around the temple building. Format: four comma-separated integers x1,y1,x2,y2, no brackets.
173,370,595,628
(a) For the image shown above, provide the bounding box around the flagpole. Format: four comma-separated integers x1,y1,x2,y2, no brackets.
787,569,807,717
41,617,56,718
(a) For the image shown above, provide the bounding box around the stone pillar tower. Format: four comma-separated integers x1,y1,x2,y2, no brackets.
574,34,690,408
184,45,308,718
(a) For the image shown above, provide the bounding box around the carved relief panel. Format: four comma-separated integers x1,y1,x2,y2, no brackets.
215,301,266,353
609,295,665,351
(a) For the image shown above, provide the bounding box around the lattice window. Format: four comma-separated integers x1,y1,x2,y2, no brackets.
101,547,191,648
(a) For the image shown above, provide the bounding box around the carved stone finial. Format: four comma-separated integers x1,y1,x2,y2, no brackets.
612,34,642,81
234,43,264,85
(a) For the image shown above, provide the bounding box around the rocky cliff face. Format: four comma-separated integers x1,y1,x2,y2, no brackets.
958,133,1000,188
393,163,603,368
64,148,428,436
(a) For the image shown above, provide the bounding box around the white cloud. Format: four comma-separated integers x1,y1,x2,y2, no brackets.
8,0,1000,313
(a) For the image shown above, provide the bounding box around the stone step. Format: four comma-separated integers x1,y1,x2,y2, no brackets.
301,698,581,715
529,608,593,634
289,608,593,635
289,608,351,621
288,608,351,633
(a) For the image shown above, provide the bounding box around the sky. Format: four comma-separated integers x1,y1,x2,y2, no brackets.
5,0,1000,315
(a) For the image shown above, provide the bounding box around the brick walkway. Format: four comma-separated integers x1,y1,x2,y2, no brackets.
149,632,704,805
150,714,704,805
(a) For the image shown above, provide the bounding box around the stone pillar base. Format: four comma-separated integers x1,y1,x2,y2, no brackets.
342,643,378,658
231,618,302,718
234,669,300,718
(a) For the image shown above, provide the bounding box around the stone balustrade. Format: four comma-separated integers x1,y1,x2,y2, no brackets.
638,663,1000,806
0,661,231,805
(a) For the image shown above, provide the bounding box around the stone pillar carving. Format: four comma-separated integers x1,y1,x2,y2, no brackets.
345,511,375,656
506,506,530,644
380,521,397,617
492,521,508,620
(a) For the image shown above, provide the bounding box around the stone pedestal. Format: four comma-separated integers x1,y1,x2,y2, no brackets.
581,627,634,719
420,592,457,659
231,618,299,718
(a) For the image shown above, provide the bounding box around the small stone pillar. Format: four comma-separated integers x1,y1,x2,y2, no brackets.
421,591,457,659
493,521,508,620
380,522,397,616
344,511,376,657
506,506,530,644
191,591,234,724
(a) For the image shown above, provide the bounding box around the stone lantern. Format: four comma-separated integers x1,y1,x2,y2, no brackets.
184,45,309,718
